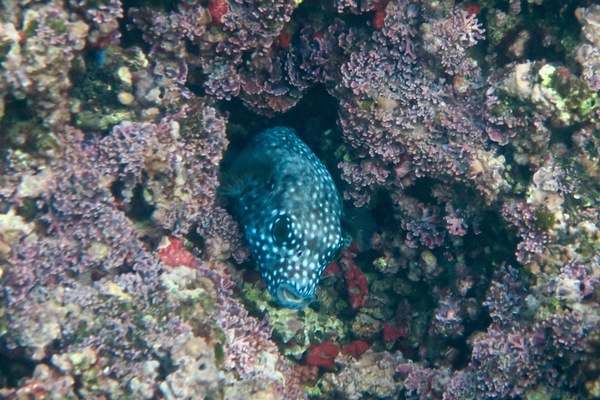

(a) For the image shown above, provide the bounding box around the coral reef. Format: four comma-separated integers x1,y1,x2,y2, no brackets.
320,350,405,400
0,118,301,398
2,0,600,398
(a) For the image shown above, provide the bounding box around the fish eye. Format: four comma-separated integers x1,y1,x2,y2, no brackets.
272,215,293,245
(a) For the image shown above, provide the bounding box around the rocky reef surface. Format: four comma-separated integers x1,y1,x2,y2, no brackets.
1,0,600,399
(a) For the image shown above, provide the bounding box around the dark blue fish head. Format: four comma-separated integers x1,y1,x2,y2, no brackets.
226,127,344,308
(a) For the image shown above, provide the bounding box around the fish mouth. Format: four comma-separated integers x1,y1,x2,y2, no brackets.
275,284,313,309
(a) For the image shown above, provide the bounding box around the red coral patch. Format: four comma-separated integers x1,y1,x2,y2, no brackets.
208,0,228,24
340,243,369,309
157,237,198,269
276,28,291,49
341,341,369,358
323,261,341,276
372,0,390,30
305,341,340,370
383,322,408,344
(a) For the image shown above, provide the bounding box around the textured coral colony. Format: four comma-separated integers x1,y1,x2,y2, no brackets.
2,0,600,398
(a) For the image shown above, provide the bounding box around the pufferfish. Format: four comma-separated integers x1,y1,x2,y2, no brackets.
225,127,344,309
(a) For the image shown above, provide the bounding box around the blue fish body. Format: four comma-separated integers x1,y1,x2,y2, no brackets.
227,127,344,308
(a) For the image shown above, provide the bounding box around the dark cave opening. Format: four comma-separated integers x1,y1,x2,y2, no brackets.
0,345,36,389
218,73,522,370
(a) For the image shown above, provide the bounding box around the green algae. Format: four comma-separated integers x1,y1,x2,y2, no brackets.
213,342,225,367
71,47,145,132
534,207,556,232
74,109,133,132
241,282,349,358
0,109,61,158
0,307,8,338
539,64,598,124
22,19,38,38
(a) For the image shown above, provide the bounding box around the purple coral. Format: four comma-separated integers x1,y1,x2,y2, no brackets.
331,1,509,211
130,0,302,113
0,111,300,398
99,102,228,236
502,200,551,263
470,325,550,398
422,9,485,76
401,203,446,250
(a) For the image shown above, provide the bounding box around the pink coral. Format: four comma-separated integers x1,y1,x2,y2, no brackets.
208,0,228,24
98,102,228,236
423,9,485,76
130,0,300,112
332,2,509,209
501,200,551,263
